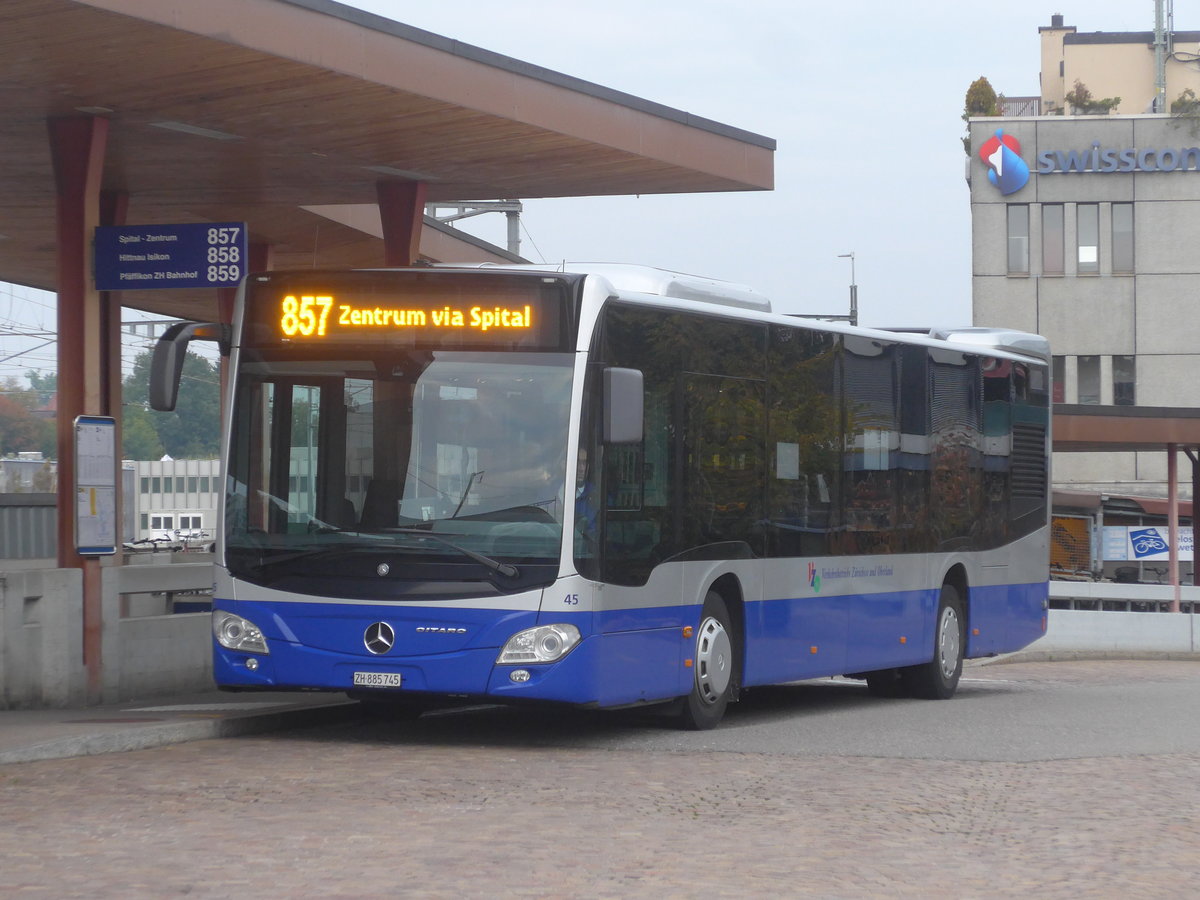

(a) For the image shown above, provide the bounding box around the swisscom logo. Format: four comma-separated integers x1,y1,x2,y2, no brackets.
979,129,1030,195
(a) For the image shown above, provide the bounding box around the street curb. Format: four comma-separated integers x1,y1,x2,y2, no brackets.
0,701,364,766
976,649,1200,665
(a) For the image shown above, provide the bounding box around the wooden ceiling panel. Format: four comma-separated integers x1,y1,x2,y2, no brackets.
0,0,774,317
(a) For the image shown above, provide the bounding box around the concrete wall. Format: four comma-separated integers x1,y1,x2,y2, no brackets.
0,563,214,709
0,568,86,707
1028,608,1199,656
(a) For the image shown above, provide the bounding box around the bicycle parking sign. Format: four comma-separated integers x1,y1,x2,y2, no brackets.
1104,525,1194,561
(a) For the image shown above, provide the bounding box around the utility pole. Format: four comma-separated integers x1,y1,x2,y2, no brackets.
838,252,859,326
425,200,523,257
790,252,860,326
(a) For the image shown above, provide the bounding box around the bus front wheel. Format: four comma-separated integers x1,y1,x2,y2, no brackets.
902,582,964,699
678,592,736,730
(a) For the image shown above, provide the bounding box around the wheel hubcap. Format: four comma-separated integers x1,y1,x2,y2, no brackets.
938,606,961,679
695,616,732,704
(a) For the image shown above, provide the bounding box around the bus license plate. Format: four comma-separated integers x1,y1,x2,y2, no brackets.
353,672,402,688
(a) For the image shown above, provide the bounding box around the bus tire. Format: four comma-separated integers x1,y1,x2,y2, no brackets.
902,582,964,699
678,591,736,730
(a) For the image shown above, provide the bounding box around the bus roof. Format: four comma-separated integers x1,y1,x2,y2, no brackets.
437,262,1050,363
466,262,773,313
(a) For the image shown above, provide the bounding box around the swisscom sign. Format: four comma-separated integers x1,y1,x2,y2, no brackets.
979,128,1200,195
94,222,247,291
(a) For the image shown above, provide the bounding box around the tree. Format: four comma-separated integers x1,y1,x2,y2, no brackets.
121,405,165,460
1064,80,1120,115
962,76,1000,154
0,394,55,456
1171,88,1200,136
122,349,221,459
1172,88,1200,115
2,376,37,410
25,370,57,407
964,76,999,117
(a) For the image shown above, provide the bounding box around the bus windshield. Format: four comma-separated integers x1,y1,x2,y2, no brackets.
225,349,575,591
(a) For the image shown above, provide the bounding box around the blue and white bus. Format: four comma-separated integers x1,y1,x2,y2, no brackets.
152,264,1049,728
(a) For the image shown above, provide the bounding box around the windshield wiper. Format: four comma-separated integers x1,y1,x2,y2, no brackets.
390,527,519,578
247,545,356,570
236,530,519,579
451,470,484,518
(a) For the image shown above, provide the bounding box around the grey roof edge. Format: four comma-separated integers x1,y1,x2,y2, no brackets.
1055,404,1200,419
1064,31,1200,45
278,0,777,151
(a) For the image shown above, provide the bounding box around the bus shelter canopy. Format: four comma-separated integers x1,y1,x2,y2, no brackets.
1053,405,1200,453
0,0,775,321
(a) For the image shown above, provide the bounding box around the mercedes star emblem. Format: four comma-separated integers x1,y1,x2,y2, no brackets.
364,621,395,655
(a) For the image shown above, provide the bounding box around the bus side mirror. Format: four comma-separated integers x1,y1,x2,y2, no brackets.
150,322,230,411
603,367,643,444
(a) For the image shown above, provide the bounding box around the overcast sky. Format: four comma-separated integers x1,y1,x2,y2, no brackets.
342,0,1162,325
0,1,1175,384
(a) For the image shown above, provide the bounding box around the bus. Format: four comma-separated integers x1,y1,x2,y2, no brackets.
151,264,1050,729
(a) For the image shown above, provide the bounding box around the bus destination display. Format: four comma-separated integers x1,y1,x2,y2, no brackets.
278,294,534,336
245,271,568,351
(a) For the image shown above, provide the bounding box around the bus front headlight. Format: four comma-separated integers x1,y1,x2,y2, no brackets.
496,624,581,664
213,611,270,655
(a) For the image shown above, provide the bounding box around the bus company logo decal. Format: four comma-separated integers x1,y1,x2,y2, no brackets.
364,622,395,655
979,130,1030,195
808,562,821,593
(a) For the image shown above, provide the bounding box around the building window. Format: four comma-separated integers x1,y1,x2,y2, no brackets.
1077,204,1099,274
176,477,185,493
1052,356,1065,403
1042,204,1064,275
151,515,162,530
152,476,161,493
200,476,210,493
140,476,149,494
1007,205,1029,274
1112,203,1134,274
188,476,197,493
1078,356,1101,404
1113,355,1135,406
140,513,148,530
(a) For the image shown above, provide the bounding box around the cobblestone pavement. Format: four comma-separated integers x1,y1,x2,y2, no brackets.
2,660,1199,899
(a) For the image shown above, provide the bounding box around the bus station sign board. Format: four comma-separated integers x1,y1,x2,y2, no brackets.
94,222,246,291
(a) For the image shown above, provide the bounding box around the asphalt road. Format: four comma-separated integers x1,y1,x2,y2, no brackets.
4,659,1200,898
351,658,1200,762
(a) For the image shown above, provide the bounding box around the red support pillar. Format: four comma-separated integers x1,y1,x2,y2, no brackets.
99,191,127,558
376,180,427,266
1168,444,1180,613
48,115,109,701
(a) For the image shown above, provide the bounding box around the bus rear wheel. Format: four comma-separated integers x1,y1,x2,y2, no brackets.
678,592,735,730
901,582,964,699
